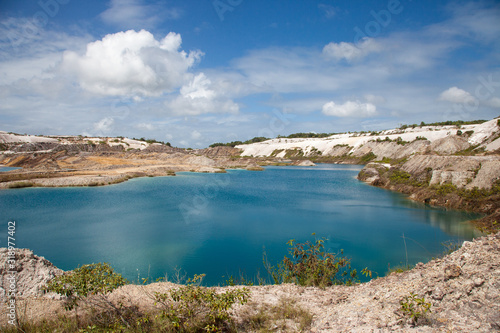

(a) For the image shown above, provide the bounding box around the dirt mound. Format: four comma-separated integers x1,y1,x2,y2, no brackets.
430,135,470,155
0,248,63,301
196,146,242,157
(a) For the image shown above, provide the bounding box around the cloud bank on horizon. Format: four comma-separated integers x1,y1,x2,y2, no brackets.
0,0,499,148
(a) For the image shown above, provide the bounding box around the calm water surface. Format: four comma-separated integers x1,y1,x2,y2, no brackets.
0,164,481,285
0,167,21,172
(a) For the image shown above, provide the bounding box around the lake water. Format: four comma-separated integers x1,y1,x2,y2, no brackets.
0,167,21,172
0,164,482,285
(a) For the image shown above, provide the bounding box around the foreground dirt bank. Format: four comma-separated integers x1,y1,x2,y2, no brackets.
1,232,499,332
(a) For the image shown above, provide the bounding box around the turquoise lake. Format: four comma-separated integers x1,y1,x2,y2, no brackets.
0,164,482,285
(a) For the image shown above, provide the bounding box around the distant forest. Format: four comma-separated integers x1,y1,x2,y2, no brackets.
398,119,487,130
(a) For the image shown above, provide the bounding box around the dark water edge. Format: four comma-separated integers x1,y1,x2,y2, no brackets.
0,164,483,285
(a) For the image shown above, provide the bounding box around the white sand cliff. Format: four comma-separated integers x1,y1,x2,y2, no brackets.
236,119,500,157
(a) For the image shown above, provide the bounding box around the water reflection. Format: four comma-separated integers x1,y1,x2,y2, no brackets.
386,190,482,238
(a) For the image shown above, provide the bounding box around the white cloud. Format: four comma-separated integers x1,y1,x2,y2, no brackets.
181,73,217,100
191,130,202,140
323,38,381,61
136,123,155,131
486,97,500,108
364,94,386,104
164,73,239,116
441,3,500,44
0,18,92,85
93,117,114,133
322,100,376,117
439,87,477,104
100,0,180,30
61,30,202,98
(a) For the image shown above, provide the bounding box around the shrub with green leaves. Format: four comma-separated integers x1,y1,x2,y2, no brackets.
389,169,426,187
360,152,376,163
154,274,250,332
400,292,432,325
265,236,371,288
45,262,128,311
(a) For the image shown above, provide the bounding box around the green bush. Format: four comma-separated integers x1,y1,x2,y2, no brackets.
455,144,486,156
389,170,425,187
386,263,414,275
153,274,250,332
432,180,500,199
395,137,409,145
284,148,304,159
45,262,128,311
400,292,432,325
377,157,408,165
434,183,458,196
264,236,371,288
376,136,392,143
309,147,322,156
360,152,376,163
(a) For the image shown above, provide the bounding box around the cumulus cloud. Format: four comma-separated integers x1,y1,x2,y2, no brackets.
100,0,180,30
439,87,476,104
61,30,202,98
164,73,239,116
323,38,381,61
93,117,114,133
322,100,377,117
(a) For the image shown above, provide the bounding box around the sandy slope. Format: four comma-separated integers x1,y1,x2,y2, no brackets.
237,119,500,157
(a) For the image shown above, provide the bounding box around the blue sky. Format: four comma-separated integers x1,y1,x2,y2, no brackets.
0,0,499,147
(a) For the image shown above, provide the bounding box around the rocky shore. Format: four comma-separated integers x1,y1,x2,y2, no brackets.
357,155,500,233
1,232,499,331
